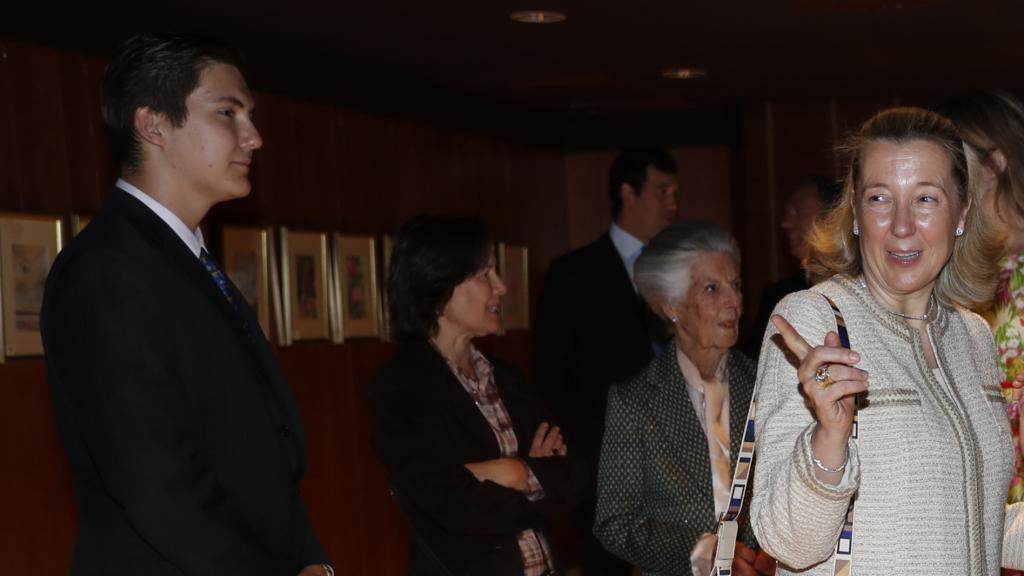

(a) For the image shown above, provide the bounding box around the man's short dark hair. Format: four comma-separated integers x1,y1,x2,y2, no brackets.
387,214,491,341
802,176,842,211
608,146,677,218
101,33,244,171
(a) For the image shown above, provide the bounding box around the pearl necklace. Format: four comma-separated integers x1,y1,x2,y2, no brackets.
857,277,934,322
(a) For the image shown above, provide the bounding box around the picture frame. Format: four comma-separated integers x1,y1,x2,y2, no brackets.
220,226,273,340
280,228,330,341
69,214,92,236
330,234,381,340
266,227,288,346
379,234,394,342
0,213,64,359
498,242,529,332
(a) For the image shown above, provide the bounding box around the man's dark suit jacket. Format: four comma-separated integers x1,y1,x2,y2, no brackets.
42,188,326,575
369,339,588,576
741,270,810,358
533,232,665,472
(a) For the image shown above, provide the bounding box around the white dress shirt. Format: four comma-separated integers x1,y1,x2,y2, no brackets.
116,178,206,258
609,222,644,289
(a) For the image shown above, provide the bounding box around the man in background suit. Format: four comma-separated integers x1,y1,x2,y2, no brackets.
42,34,332,576
741,176,841,357
533,146,678,575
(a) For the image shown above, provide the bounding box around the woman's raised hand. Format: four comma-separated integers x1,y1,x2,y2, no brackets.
770,314,869,438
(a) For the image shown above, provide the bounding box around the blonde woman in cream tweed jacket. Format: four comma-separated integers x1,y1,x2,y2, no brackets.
750,107,1024,575
751,276,1024,574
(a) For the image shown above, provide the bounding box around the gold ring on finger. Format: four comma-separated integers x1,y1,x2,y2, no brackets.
814,364,834,388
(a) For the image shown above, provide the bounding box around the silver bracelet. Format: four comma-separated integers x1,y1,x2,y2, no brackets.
812,451,848,473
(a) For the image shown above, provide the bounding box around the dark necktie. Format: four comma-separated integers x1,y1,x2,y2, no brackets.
199,248,234,304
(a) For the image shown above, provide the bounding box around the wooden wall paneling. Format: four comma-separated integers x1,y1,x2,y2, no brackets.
737,102,774,342
87,54,117,206
477,136,503,238
563,151,615,251
767,99,835,285
294,101,341,229
832,96,904,151
58,51,109,213
673,147,733,229
0,42,19,209
279,341,368,574
474,137,500,233
410,120,442,216
348,339,408,575
384,117,422,233
254,93,304,226
4,41,72,213
431,128,459,214
450,130,479,220
335,109,391,233
0,360,76,575
524,149,569,318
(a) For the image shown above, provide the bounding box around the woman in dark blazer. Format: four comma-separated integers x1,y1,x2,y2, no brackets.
594,222,773,576
370,214,587,576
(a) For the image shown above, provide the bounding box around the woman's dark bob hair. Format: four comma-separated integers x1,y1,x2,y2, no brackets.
387,214,491,341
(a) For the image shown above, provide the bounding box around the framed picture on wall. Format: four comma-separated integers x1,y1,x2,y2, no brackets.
221,226,273,339
330,234,381,340
0,213,64,360
266,228,288,346
69,214,91,236
379,234,394,342
280,228,330,341
498,242,529,332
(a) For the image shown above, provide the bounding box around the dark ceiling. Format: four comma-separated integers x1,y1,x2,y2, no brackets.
6,0,1024,146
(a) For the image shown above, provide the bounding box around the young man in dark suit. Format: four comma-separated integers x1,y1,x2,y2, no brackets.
533,146,678,575
41,34,332,576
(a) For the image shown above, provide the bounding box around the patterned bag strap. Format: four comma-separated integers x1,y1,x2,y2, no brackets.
710,294,857,576
822,295,857,576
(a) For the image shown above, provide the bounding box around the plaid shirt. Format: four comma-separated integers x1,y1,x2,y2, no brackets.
441,344,554,576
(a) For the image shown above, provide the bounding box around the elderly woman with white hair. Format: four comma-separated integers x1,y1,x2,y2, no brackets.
593,221,773,576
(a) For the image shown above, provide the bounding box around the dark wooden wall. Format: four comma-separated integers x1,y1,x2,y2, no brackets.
0,37,909,575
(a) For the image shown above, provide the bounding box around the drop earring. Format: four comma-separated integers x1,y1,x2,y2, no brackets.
853,222,859,236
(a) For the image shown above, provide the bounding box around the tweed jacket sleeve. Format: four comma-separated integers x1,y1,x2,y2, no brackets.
749,289,862,570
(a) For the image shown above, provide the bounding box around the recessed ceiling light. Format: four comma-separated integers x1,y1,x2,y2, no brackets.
510,10,567,24
662,68,706,80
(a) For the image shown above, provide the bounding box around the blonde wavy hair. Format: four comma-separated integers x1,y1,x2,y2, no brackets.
805,107,1003,309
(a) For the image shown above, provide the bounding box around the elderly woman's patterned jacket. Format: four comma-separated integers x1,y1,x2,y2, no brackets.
594,343,757,575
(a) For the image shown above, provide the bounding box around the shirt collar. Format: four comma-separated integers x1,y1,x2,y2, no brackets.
609,222,644,262
675,346,729,391
116,178,206,258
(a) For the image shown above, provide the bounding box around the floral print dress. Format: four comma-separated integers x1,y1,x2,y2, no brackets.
994,255,1024,576
994,255,1024,529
